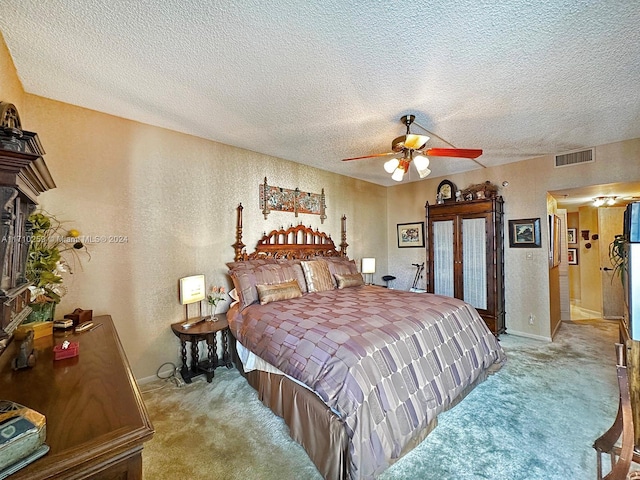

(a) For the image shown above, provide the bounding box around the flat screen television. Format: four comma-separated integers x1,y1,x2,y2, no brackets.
624,201,640,243
623,201,640,340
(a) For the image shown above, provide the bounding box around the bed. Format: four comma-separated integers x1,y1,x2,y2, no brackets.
226,204,506,480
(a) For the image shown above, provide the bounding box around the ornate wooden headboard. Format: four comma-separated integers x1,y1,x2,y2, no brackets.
233,204,348,261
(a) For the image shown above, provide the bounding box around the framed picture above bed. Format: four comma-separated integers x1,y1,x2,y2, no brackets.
397,222,425,248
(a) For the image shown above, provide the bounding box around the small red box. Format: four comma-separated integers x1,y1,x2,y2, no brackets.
53,341,79,360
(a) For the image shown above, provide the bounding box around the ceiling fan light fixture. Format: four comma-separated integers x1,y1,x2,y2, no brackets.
391,158,410,181
391,167,405,182
342,114,484,183
416,166,431,179
383,157,400,173
404,134,429,150
413,154,430,169
413,154,431,179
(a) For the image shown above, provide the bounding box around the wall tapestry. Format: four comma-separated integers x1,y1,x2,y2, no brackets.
259,177,326,223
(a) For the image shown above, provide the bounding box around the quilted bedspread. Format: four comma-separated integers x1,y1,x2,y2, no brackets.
228,285,506,479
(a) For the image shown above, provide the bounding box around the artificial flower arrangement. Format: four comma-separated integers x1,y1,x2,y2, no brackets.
25,210,90,322
206,285,227,320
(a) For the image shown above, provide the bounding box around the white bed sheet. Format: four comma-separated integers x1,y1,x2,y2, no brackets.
235,340,342,417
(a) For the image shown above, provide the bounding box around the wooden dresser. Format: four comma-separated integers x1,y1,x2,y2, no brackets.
0,315,154,479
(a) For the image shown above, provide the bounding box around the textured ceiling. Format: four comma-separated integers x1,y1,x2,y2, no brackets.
1,1,639,186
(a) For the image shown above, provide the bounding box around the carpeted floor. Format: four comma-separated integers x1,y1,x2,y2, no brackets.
141,319,620,480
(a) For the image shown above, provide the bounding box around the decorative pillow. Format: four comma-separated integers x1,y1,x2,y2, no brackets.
256,279,303,305
323,257,359,286
334,273,365,289
276,258,308,293
301,260,334,293
228,262,303,309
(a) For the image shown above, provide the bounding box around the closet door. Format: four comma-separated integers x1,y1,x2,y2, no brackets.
461,216,488,310
432,218,456,297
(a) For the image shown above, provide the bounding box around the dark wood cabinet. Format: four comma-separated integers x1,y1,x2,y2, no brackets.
425,197,505,335
0,102,55,354
0,315,154,479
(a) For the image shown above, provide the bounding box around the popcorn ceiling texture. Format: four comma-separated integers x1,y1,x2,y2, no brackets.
1,1,639,186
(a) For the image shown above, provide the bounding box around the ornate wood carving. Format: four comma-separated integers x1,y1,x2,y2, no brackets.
259,177,327,223
233,203,347,261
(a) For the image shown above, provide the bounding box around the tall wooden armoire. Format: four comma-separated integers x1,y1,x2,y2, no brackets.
425,196,505,335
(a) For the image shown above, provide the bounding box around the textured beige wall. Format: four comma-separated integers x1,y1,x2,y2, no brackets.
0,40,387,380
387,139,640,340
0,35,25,115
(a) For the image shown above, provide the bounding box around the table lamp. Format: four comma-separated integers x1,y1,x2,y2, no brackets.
361,258,376,285
179,274,205,324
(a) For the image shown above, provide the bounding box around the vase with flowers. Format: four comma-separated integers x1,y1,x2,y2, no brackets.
24,211,90,324
206,286,226,322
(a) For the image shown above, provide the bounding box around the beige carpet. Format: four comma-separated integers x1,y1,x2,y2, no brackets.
140,367,322,480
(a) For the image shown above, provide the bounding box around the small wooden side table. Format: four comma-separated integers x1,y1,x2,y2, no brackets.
170,314,233,383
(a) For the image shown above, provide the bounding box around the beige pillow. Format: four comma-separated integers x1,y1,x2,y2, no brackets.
229,262,304,309
301,260,335,293
334,273,365,289
256,279,303,305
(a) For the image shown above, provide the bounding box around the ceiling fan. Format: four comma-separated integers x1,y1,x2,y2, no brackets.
342,114,484,181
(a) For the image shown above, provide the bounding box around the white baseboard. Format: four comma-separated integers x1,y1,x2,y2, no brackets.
137,374,160,385
506,329,552,342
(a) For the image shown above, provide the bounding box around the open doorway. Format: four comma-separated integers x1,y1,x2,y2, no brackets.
550,182,640,322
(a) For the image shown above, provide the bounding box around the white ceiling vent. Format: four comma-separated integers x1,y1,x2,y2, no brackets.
554,148,594,168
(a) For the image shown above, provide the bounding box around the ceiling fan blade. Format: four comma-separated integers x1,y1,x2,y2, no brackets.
424,148,483,159
342,152,397,161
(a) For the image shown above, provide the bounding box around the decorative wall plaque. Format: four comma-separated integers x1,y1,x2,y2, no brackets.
259,177,326,223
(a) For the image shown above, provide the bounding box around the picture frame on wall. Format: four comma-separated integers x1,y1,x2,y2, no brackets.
567,228,577,244
568,248,578,265
549,214,561,267
397,222,425,248
508,218,542,248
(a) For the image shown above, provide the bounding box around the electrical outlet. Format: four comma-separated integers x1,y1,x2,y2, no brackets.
529,314,535,325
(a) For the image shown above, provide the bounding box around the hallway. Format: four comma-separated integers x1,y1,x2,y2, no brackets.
570,301,602,321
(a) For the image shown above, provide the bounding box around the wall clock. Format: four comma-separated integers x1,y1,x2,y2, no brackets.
437,180,456,203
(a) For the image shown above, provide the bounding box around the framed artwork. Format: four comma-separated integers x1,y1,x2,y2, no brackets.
549,214,561,267
508,218,542,248
568,248,578,265
567,228,577,244
436,180,456,203
397,222,425,248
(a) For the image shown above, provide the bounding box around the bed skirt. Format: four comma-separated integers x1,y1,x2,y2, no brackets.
231,334,495,480
231,334,348,480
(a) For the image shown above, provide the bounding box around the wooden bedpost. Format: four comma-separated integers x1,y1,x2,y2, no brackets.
233,203,246,261
340,214,348,257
